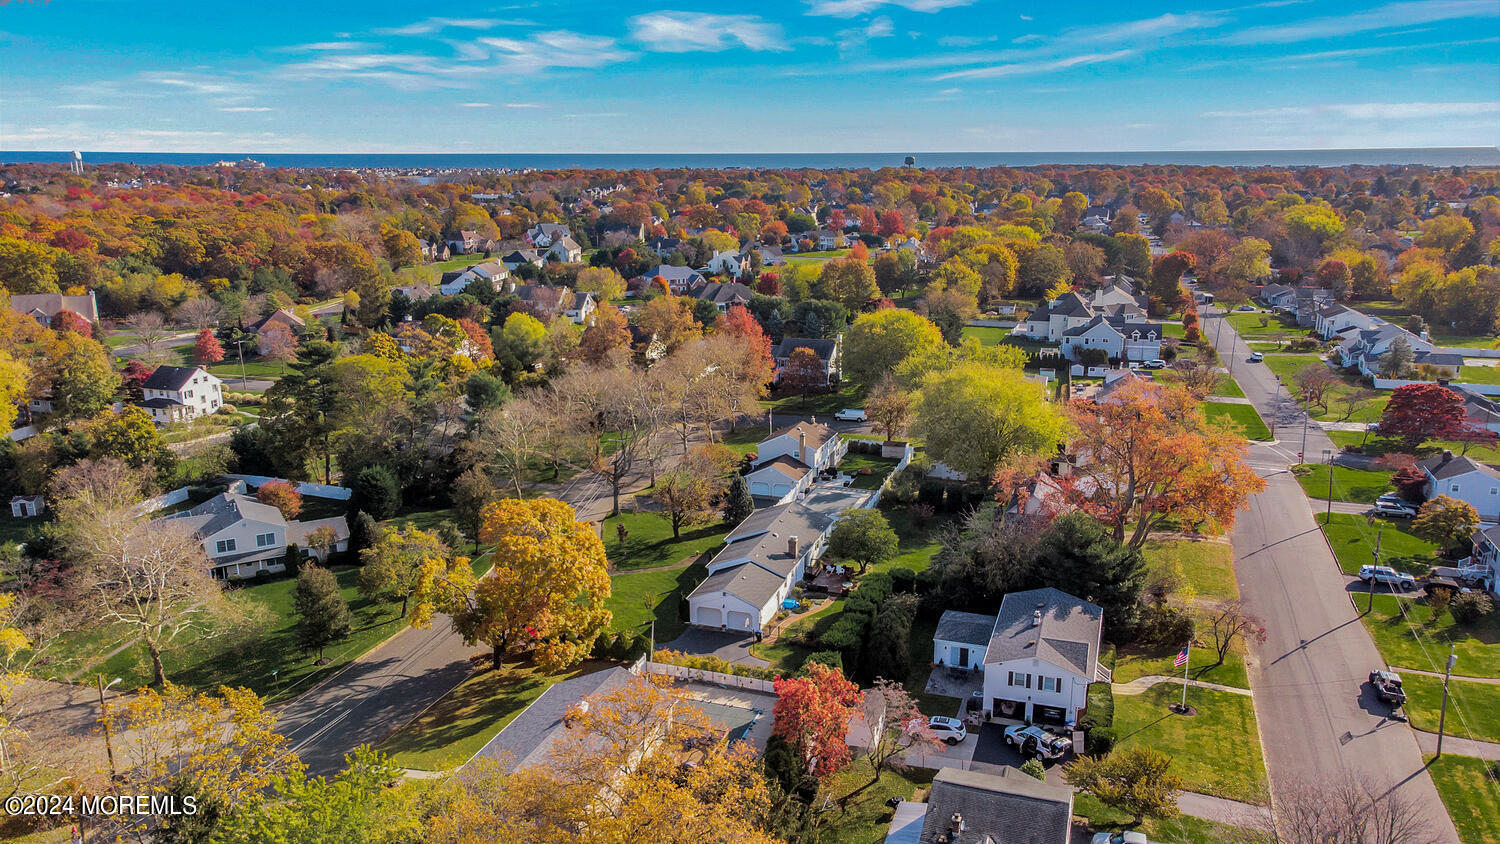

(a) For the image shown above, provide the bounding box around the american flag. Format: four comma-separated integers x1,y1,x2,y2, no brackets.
1174,647,1189,668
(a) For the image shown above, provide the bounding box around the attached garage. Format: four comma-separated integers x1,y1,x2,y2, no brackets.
696,607,722,627
685,562,787,634
727,610,754,631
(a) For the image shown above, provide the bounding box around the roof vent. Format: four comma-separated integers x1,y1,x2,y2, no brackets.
1032,610,1042,627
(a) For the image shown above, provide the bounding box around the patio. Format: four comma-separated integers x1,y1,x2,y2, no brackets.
925,665,984,708
807,564,856,596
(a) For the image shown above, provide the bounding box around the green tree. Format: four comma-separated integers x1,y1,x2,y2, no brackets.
860,594,916,684
813,255,879,309
358,525,449,617
294,564,351,658
0,237,60,294
352,464,401,520
828,508,899,575
1412,494,1480,552
260,340,340,483
913,362,1068,483
1029,513,1147,635
85,405,173,474
842,309,945,387
211,746,410,844
722,473,754,525
1115,233,1151,278
1065,748,1184,824
451,465,495,547
872,249,918,296
45,332,118,419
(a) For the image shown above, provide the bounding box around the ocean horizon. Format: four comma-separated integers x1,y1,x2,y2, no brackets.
4,147,1499,170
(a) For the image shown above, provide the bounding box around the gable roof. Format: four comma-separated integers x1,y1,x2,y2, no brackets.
984,587,1103,676
750,455,811,482
142,365,210,392
643,265,704,284
1048,291,1092,317
1420,452,1498,482
765,420,836,450
8,292,99,323
707,502,832,579
693,563,787,608
689,281,756,305
919,766,1073,844
249,308,304,333
164,492,287,539
773,337,837,361
935,610,999,647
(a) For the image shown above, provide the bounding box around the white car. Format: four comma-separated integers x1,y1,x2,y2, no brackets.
1003,724,1072,759
833,408,866,422
1235,304,1257,312
927,716,967,745
1249,352,1264,363
1143,359,1167,369
1092,833,1150,844
1372,495,1419,518
1359,564,1417,590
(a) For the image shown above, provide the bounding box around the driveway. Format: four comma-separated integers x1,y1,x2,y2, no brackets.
659,628,769,667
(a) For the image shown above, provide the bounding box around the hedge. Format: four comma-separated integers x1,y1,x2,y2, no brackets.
651,649,780,681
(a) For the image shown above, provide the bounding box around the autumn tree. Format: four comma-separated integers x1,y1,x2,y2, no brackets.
259,321,299,370
1293,362,1338,413
256,478,303,520
873,249,919,296
828,508,899,575
294,563,351,659
451,465,495,546
846,679,939,801
194,328,225,364
772,662,862,781
1066,748,1184,825
1065,378,1265,549
814,255,880,309
843,309,945,387
212,746,407,844
865,374,913,443
914,362,1069,483
782,346,827,401
428,673,776,844
44,331,118,419
650,446,734,539
637,294,702,354
1149,251,1194,313
577,303,631,365
1198,600,1267,667
381,224,424,269
1413,494,1479,552
358,525,451,617
1378,383,1470,450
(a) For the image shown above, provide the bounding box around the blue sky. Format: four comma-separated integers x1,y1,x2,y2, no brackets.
1,0,1497,152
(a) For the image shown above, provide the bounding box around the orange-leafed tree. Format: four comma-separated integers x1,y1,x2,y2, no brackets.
194,328,225,364
256,479,303,520
1063,378,1265,550
772,662,861,781
637,294,701,354
578,303,631,365
719,304,775,385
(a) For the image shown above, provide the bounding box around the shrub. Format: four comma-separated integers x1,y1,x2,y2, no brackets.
890,568,917,593
651,649,779,680
1086,726,1116,755
1082,682,1115,730
802,651,843,673
1020,758,1047,780
1136,604,1194,649
1450,591,1494,624
351,464,401,519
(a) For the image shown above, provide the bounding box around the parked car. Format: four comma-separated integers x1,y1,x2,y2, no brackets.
1092,833,1151,844
1143,359,1167,369
1236,304,1257,312
928,716,968,745
1358,564,1417,590
1369,669,1407,705
833,408,866,422
1372,495,1419,518
1003,724,1072,759
1249,352,1264,362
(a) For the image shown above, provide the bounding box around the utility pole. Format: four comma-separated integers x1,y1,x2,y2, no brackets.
1298,387,1310,462
1271,377,1282,438
1436,645,1457,758
1367,518,1385,613
1325,449,1334,521
96,676,119,785
234,337,249,389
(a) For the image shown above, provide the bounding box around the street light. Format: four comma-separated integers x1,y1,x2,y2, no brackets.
97,676,122,784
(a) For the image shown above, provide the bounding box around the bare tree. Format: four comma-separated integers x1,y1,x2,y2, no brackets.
1270,776,1442,844
124,310,171,362
476,399,543,497
1338,388,1379,422
1198,599,1268,667
1293,363,1338,414
176,296,223,331
258,321,299,371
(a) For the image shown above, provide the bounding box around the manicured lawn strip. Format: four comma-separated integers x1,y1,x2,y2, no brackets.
1112,684,1267,803
1226,312,1310,341
1316,512,1435,575
1329,430,1500,466
1141,538,1239,603
1400,673,1500,743
1455,362,1500,385
1210,375,1245,398
1205,402,1271,440
1425,753,1500,844
600,511,729,571
91,567,406,700
961,325,1009,346
378,658,614,771
1158,322,1186,339
820,760,935,844
1073,794,1260,844
1363,593,1500,679
719,425,767,457
604,562,706,643
1310,391,1390,424
760,382,866,416
1433,331,1499,349
839,448,901,489
1113,648,1248,688
876,502,952,575
1260,353,1324,383
205,358,287,381
749,598,845,673
1292,463,1393,503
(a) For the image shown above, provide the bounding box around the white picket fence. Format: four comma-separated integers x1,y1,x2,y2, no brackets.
222,474,352,500
137,485,193,514
642,660,778,694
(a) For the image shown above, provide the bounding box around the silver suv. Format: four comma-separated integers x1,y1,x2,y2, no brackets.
1358,565,1416,590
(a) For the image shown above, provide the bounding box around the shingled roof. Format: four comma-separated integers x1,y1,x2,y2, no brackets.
983,587,1102,676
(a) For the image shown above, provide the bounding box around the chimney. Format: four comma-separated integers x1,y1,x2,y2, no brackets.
1032,609,1042,627
788,535,800,558
1441,450,1454,465
949,812,965,837
799,430,807,460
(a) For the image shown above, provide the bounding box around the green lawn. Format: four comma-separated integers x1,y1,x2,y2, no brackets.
600,511,730,571
906,613,962,716
719,425,768,457
961,324,1010,346
1073,794,1261,844
68,567,406,701
1329,430,1500,465
875,502,953,575
378,658,615,771
604,562,706,643
1260,353,1325,383
1113,647,1249,689
820,760,935,844
1400,673,1500,743
1210,375,1245,399
760,382,866,416
1226,311,1311,342
1426,753,1500,844
205,358,287,381
1292,463,1393,503
1456,362,1500,385
749,597,845,673
1432,331,1499,349
1112,684,1268,803
1310,390,1389,424
0,512,38,550
1205,401,1271,440
1363,593,1500,679
1158,322,1186,339
1141,538,1239,603
1316,512,1436,575
839,448,901,490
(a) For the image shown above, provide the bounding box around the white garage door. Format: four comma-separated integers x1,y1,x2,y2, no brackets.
727,611,753,630
696,607,722,627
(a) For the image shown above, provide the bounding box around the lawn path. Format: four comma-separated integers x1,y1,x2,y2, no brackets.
1112,676,1253,697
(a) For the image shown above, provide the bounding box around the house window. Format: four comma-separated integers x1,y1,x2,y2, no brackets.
256,532,276,548
1039,676,1061,693
1452,484,1461,493
215,539,237,554
1008,671,1032,689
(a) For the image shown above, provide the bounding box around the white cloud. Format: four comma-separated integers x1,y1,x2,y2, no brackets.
460,102,490,108
505,102,542,108
807,0,975,19
292,41,374,51
938,34,997,47
837,14,896,53
629,12,786,52
218,106,272,112
478,31,631,72
1219,0,1498,45
55,103,112,110
936,49,1135,80
375,17,512,36
1203,101,1500,121
1063,12,1227,43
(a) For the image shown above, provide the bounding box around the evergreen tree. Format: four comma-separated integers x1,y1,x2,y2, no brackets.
1027,513,1147,638
722,474,754,525
352,464,401,520
293,564,351,658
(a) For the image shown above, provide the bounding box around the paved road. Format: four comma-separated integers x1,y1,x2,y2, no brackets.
1206,308,1461,841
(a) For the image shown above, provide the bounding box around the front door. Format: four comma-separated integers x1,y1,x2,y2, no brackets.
957,647,969,668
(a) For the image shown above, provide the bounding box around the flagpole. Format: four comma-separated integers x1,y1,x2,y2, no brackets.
1181,640,1190,710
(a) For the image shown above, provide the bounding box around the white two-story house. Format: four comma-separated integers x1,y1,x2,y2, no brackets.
1059,316,1162,363
933,587,1107,727
1313,303,1383,340
1420,451,1500,523
138,365,223,424
745,421,848,503
157,491,351,580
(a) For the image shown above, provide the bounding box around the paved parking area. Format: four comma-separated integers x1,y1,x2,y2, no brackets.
659,628,769,666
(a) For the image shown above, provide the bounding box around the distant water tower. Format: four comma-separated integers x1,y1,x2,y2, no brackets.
69,150,84,175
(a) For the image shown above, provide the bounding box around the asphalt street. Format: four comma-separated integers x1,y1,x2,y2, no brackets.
1207,307,1461,841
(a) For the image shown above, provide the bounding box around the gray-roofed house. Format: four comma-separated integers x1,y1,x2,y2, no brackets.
773,336,840,385
687,486,874,634
1313,303,1383,339
7,292,100,327
635,265,706,295
884,766,1073,844
930,587,1107,726
155,490,350,580
752,420,846,480
1420,450,1500,522
137,365,223,424
1059,315,1162,363
689,280,756,312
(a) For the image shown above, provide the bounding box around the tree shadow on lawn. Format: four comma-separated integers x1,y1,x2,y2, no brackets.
652,563,707,643
613,523,726,571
